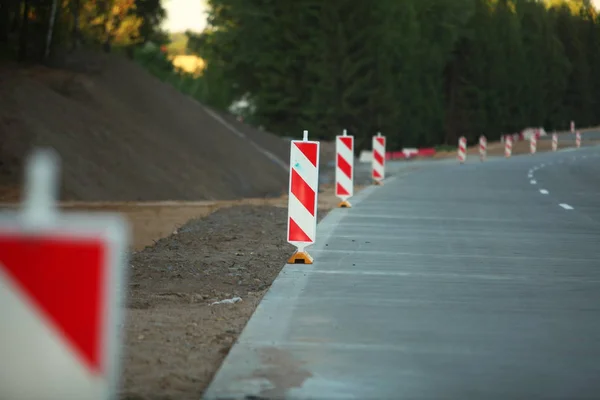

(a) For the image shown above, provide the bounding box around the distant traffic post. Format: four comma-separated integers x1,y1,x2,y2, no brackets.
335,129,354,208
372,132,386,185
505,135,513,158
479,135,487,162
0,149,129,400
576,131,581,148
530,134,537,155
552,133,558,152
458,136,467,164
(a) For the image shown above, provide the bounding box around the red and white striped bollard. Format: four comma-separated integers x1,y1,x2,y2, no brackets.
576,131,581,148
530,135,537,155
287,130,319,264
552,133,558,152
372,132,386,185
335,129,354,208
505,136,512,158
458,136,467,164
479,135,487,161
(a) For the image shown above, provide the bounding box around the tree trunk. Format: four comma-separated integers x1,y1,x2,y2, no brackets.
443,59,458,145
9,0,20,34
103,37,112,52
44,0,60,60
0,0,11,43
18,0,30,62
71,0,81,51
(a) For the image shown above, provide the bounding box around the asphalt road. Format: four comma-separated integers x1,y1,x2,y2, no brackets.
204,145,600,400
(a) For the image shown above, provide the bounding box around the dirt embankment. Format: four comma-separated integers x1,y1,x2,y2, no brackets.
0,51,291,202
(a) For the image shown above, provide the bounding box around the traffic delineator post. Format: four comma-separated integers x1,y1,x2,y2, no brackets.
372,132,386,186
505,136,512,158
335,129,354,208
576,131,581,148
479,135,487,162
552,133,558,151
0,149,129,400
530,135,537,154
287,130,319,265
458,136,467,164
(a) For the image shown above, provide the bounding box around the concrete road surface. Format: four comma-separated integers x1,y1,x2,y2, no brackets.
204,145,600,400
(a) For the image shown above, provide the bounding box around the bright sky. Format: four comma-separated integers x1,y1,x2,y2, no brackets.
161,0,600,33
162,0,208,33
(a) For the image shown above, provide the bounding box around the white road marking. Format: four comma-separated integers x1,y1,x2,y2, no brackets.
346,214,532,222
312,248,597,262
539,189,549,194
291,269,599,283
559,203,574,210
530,180,537,184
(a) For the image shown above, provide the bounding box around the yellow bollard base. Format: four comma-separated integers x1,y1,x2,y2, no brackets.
288,251,314,265
338,200,352,208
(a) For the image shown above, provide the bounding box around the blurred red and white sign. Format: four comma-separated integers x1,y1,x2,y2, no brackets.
0,149,128,400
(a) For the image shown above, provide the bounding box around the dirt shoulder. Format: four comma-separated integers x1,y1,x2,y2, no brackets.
122,204,296,400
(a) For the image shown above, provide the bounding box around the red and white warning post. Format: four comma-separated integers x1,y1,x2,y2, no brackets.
286,130,320,264
0,149,129,400
335,129,354,208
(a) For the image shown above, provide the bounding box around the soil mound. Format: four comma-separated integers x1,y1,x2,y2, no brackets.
0,51,289,201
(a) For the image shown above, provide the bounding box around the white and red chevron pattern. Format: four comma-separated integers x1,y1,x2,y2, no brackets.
372,133,386,184
458,136,467,164
576,131,581,148
530,135,537,154
287,131,320,264
335,130,354,207
505,136,512,158
0,235,109,399
479,135,487,161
